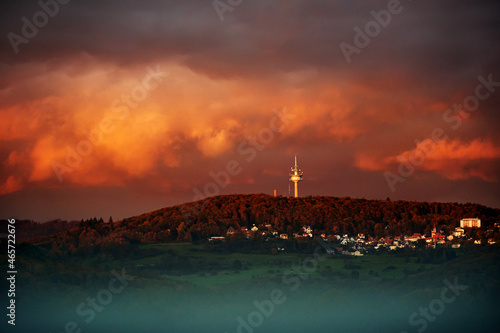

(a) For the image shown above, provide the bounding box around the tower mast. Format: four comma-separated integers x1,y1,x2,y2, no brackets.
289,154,303,198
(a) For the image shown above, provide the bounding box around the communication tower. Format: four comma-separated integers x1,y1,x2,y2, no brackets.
289,155,303,198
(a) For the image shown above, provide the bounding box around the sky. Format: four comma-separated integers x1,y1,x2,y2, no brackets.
1,0,499,222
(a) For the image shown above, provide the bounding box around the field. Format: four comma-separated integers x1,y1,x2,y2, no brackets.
2,241,499,333
119,243,432,287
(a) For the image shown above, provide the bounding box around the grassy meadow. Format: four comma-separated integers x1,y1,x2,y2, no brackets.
2,240,499,332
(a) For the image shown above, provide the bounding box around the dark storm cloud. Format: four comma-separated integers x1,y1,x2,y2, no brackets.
2,0,498,81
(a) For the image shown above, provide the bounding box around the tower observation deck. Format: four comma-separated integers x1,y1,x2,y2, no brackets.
289,155,303,198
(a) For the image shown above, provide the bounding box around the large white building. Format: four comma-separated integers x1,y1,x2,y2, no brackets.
460,218,481,228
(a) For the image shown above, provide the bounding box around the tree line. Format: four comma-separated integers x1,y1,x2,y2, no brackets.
19,193,499,259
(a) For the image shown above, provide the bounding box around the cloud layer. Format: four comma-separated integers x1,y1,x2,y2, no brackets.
1,0,499,220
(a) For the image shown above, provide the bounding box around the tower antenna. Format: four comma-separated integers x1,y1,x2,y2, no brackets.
289,154,303,198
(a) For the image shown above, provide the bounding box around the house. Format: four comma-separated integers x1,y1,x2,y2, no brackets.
407,233,423,242
460,218,481,228
453,227,465,237
226,227,236,235
430,233,446,243
302,225,313,237
209,236,225,241
239,227,252,237
356,238,366,245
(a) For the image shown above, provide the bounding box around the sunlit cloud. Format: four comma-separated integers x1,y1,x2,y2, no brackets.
356,139,500,181
0,175,23,195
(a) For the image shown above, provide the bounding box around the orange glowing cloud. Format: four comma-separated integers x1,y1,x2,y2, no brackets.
355,138,500,181
1,54,497,200
0,63,418,196
354,154,393,171
0,176,23,195
29,136,67,182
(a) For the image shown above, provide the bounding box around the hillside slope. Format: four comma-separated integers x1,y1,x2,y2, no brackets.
22,194,499,250
118,193,499,241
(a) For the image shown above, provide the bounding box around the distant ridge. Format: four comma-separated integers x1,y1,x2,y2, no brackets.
0,219,80,241
118,193,498,241
17,194,499,245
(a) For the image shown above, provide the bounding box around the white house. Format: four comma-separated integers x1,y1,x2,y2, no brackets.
303,225,312,234
460,218,481,228
453,227,465,237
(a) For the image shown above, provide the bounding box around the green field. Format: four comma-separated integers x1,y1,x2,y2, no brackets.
92,242,434,288
3,242,499,333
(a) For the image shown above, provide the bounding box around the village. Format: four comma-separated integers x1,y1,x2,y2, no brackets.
210,217,499,256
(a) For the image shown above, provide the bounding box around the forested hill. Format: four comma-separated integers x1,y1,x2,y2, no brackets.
117,194,499,242
18,194,499,247
0,219,80,241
